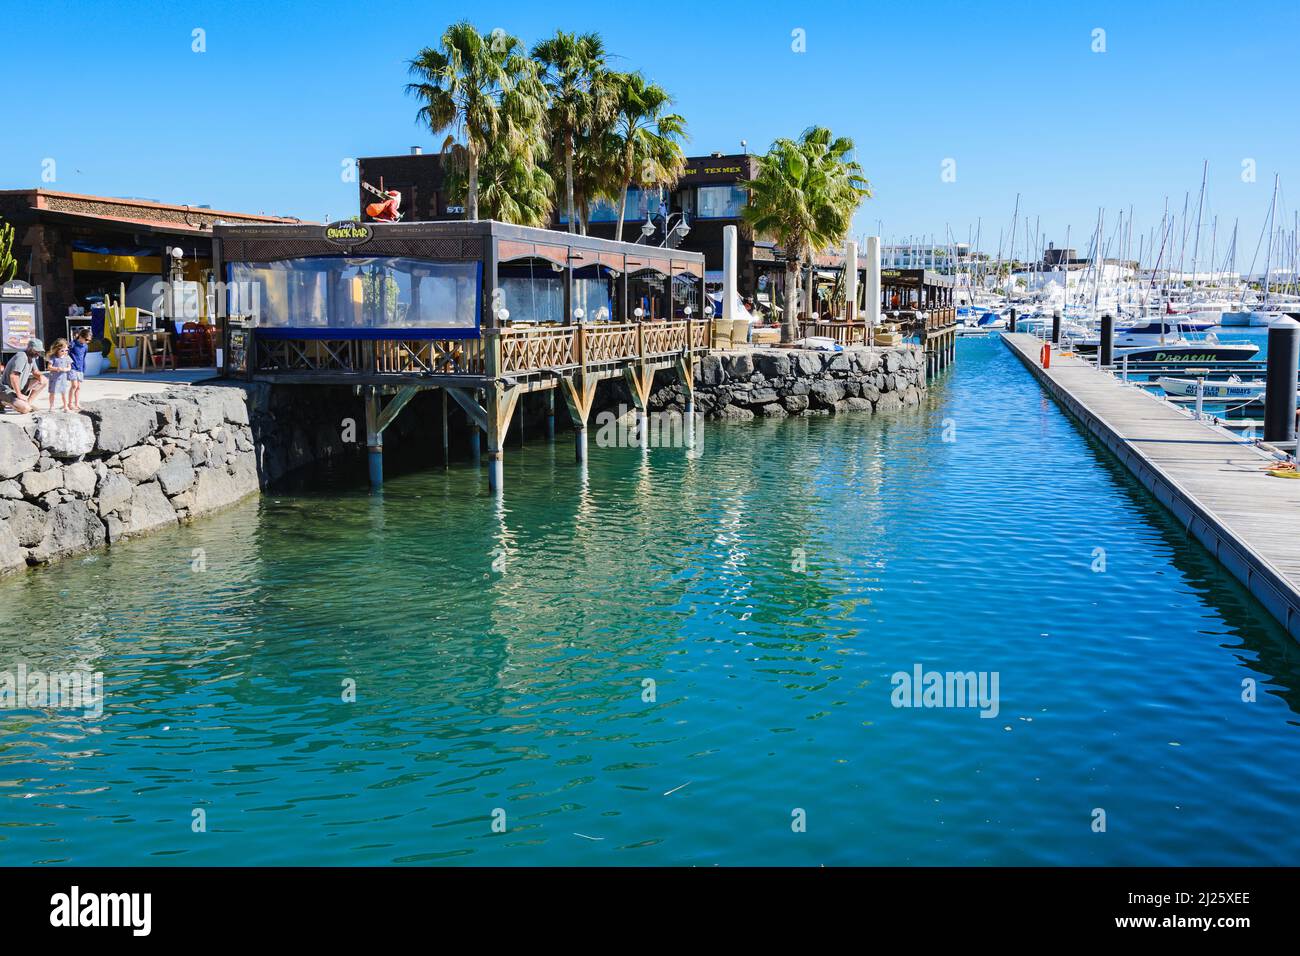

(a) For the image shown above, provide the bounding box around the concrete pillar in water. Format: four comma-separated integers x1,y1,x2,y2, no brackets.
1100,314,1115,368
1264,315,1299,444
574,425,587,464
364,388,383,489
865,237,881,339
441,388,449,467
1051,309,1062,345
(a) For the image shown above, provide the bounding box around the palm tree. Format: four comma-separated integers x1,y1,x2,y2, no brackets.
443,139,555,227
406,22,547,221
609,72,688,240
741,127,872,343
531,31,611,233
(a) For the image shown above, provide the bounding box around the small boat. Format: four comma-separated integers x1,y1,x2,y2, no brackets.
1155,375,1266,401
1114,341,1260,363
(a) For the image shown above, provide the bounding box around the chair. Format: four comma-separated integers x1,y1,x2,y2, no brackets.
175,323,217,367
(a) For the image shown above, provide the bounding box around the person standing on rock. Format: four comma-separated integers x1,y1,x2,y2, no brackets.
67,329,90,412
46,339,73,412
1,337,47,415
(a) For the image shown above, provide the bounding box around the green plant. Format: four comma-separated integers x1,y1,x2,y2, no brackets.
406,23,548,221
740,127,872,342
608,71,688,240
532,30,611,232
0,219,17,284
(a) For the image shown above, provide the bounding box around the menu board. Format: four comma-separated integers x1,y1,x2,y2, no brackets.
2,302,35,351
227,327,249,375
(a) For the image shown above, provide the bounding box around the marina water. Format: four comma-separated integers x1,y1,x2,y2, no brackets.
3,336,1299,865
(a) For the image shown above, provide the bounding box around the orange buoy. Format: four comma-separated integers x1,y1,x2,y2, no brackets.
1040,343,1051,368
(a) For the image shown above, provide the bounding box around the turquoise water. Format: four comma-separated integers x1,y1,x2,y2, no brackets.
3,336,1300,866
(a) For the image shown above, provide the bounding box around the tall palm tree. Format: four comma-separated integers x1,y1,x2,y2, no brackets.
532,31,611,233
406,22,547,221
609,72,688,240
741,127,872,343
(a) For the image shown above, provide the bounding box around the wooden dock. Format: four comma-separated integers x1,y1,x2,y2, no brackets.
1003,332,1300,641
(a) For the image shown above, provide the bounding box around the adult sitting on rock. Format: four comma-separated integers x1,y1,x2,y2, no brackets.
2,338,47,414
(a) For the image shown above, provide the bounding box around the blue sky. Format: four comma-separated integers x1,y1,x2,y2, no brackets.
4,0,1297,261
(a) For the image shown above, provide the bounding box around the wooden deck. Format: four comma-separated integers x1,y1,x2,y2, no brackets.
1003,332,1300,641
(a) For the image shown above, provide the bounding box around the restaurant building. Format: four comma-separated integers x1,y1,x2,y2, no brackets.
0,189,297,347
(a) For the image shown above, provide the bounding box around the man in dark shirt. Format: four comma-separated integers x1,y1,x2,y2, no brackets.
2,338,47,414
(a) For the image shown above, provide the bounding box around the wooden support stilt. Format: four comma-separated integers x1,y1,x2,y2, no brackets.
558,374,598,464
447,386,486,464
546,388,555,441
363,384,420,489
364,387,382,488
483,382,521,493
623,363,655,449
441,388,449,467
675,354,696,450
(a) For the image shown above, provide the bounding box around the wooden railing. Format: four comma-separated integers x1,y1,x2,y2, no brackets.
251,319,707,379
796,320,869,345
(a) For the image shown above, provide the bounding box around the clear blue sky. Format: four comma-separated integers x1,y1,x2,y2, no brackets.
5,0,1297,262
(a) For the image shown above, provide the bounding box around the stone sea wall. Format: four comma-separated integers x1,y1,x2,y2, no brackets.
0,383,359,574
648,345,927,420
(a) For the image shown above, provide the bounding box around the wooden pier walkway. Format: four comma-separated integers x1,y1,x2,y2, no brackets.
1003,332,1300,641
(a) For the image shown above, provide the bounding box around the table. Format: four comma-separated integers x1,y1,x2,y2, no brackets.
118,329,175,372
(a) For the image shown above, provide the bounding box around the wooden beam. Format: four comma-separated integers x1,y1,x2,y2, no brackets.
375,385,420,434
446,386,488,432
557,374,599,427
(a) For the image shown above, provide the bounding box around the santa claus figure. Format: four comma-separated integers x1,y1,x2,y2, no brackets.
366,189,402,222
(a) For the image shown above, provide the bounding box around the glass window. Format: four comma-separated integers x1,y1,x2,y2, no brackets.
559,189,655,225
226,257,480,333
695,184,747,219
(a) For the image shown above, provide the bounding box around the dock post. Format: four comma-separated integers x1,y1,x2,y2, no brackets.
441,388,449,467
470,424,481,463
364,387,383,489
546,388,556,441
1008,307,1017,334
1264,315,1300,444
1100,313,1114,369
1051,309,1062,345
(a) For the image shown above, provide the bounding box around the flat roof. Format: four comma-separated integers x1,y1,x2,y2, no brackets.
215,219,706,268
0,189,298,225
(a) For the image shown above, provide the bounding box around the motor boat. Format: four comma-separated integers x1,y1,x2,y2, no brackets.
1155,375,1266,401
